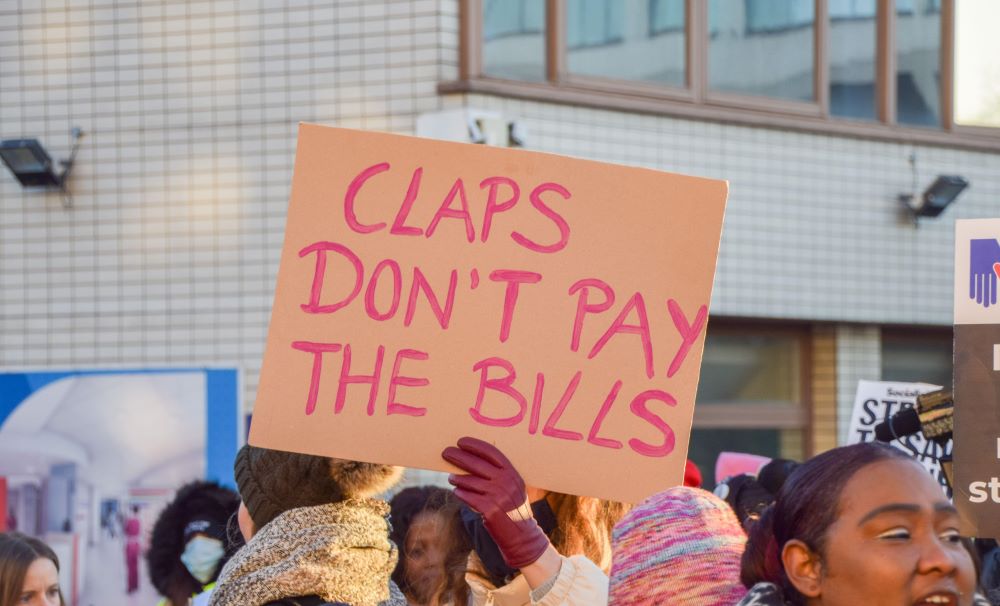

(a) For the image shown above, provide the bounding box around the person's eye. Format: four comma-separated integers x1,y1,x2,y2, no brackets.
18,595,31,604
939,528,962,543
877,527,911,540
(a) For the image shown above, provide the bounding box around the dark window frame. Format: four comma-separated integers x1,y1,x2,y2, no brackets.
450,0,1000,153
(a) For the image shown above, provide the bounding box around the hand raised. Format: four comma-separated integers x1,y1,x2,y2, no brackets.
442,437,550,569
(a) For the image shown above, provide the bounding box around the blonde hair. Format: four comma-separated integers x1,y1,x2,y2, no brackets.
546,493,631,572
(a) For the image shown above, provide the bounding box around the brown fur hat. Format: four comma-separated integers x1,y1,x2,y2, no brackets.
233,444,401,529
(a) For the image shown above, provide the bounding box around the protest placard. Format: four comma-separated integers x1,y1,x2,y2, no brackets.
249,124,728,503
954,219,1000,537
846,380,951,493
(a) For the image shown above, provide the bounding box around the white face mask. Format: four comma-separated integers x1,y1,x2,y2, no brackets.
180,535,225,584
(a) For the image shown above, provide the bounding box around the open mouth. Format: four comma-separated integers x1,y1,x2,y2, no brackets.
913,592,959,606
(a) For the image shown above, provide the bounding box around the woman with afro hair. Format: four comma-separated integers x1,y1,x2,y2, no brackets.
148,481,242,606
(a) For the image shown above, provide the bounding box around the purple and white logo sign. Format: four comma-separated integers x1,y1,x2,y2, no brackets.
969,238,1000,309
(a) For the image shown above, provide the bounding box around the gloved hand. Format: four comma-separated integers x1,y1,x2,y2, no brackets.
442,437,550,569
459,496,558,582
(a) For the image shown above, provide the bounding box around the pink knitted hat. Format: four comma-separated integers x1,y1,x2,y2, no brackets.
609,486,748,605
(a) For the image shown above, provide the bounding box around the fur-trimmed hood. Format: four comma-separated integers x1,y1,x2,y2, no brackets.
148,481,241,604
328,458,403,498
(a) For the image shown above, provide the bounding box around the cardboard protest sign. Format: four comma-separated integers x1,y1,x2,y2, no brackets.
250,124,728,503
954,219,1000,537
847,380,951,493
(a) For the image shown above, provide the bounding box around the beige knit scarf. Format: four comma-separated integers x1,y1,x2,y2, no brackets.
208,499,398,606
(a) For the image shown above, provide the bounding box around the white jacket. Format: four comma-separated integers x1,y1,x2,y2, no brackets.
465,555,608,606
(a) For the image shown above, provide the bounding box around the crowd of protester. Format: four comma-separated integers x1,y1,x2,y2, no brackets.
2,438,1000,606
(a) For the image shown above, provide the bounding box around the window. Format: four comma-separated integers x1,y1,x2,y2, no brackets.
696,333,802,405
708,0,815,102
690,326,808,488
953,0,1000,128
456,0,1000,149
482,0,546,81
830,0,877,19
881,330,953,389
566,0,685,87
895,0,942,127
567,0,623,48
650,0,685,34
829,0,877,119
744,0,816,32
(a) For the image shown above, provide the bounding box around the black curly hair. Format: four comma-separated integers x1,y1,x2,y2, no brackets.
147,481,241,606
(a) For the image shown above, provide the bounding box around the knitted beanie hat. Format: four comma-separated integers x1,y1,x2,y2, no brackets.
233,444,402,529
609,486,748,606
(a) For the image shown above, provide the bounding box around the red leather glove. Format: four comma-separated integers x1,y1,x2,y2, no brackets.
442,437,550,569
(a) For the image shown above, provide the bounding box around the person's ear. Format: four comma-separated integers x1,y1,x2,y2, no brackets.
237,502,256,541
782,539,822,598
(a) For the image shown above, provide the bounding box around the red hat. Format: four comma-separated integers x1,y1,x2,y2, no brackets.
684,459,703,488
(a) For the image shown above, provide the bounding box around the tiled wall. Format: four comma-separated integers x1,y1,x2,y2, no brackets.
0,0,456,407
2,0,998,428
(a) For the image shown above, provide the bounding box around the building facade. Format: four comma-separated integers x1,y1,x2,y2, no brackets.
2,0,999,482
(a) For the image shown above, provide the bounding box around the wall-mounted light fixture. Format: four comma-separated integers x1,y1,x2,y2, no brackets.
902,175,969,218
414,109,527,147
0,128,83,207
899,152,969,224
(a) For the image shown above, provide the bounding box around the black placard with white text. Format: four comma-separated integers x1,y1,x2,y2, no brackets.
954,219,1000,538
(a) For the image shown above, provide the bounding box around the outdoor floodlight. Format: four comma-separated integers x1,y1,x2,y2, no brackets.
917,175,969,217
0,139,61,186
898,153,969,225
900,175,969,219
0,128,83,208
0,128,83,206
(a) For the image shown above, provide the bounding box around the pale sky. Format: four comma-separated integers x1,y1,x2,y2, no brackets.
954,0,1000,126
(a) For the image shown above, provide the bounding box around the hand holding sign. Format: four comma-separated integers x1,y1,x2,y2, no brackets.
969,238,1000,308
443,437,550,569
